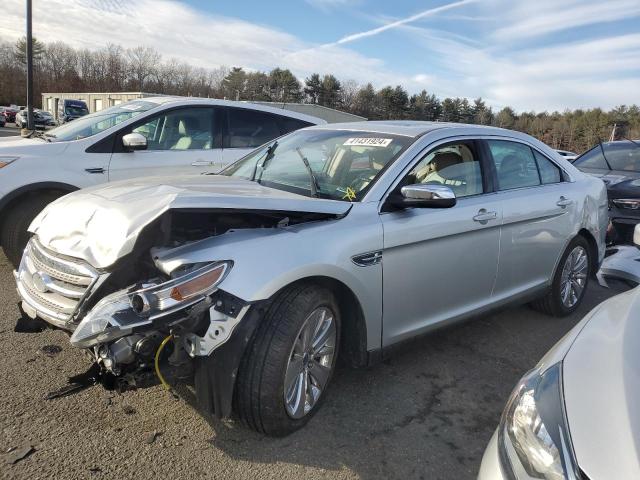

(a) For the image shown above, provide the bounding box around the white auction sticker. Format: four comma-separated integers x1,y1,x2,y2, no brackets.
344,138,392,147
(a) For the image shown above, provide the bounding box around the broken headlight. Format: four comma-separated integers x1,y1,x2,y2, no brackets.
498,363,580,480
70,261,231,348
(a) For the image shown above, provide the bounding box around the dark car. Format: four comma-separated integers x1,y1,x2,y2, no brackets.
0,111,5,127
573,140,640,243
15,109,54,129
57,99,89,124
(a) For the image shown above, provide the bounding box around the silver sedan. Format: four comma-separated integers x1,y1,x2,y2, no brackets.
17,121,607,436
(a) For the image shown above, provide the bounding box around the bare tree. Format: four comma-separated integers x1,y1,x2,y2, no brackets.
126,46,161,91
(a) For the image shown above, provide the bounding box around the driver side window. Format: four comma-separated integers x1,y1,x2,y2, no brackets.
132,107,217,151
406,142,483,198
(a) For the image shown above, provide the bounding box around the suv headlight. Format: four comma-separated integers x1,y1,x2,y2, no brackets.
498,363,580,480
0,156,19,168
612,199,640,210
70,261,231,348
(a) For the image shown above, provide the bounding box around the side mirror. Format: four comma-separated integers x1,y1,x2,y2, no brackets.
634,224,640,247
122,132,147,152
391,184,456,209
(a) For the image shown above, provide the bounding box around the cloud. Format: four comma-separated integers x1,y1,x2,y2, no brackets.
491,0,640,41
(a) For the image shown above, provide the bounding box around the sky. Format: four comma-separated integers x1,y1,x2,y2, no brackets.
2,0,640,112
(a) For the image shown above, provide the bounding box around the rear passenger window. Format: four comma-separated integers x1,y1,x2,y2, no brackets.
533,150,562,184
573,146,608,170
227,108,281,148
488,140,540,190
279,116,313,135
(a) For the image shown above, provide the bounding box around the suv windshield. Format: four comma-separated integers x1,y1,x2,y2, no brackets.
222,129,412,201
47,100,158,141
575,141,640,172
65,105,88,116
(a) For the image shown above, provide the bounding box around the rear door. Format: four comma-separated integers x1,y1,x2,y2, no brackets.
108,106,223,181
220,107,313,169
486,139,578,299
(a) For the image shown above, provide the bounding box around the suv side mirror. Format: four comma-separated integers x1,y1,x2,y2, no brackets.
122,132,147,152
390,184,456,209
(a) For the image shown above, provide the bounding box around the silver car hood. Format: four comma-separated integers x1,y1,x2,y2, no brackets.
30,175,351,269
562,287,640,479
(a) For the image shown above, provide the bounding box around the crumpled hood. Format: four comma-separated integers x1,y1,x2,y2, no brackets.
562,287,640,479
30,175,351,269
592,170,640,187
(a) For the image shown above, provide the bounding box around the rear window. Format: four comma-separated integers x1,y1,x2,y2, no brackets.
575,142,640,171
227,108,282,148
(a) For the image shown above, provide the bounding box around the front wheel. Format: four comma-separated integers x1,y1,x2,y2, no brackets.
235,283,340,436
531,236,591,317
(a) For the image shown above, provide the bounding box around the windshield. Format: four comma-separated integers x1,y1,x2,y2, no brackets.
574,141,640,172
222,129,412,201
65,105,88,116
47,100,158,141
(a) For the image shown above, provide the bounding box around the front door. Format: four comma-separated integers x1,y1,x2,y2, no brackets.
108,106,223,181
381,140,502,346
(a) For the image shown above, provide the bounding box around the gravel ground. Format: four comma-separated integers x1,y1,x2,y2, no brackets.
0,250,626,480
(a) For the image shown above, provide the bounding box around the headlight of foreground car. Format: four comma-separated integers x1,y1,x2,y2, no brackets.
0,156,19,168
612,199,640,210
70,261,231,348
498,363,580,480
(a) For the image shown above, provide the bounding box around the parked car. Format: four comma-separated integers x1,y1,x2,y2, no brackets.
572,140,640,243
479,284,640,479
57,99,89,124
0,97,324,266
0,106,18,123
14,109,54,129
555,149,578,161
0,111,5,128
15,121,607,436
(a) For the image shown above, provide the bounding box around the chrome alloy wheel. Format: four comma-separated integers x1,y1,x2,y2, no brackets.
284,307,336,419
560,246,588,308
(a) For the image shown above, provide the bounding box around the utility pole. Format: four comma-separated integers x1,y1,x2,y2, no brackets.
26,0,34,131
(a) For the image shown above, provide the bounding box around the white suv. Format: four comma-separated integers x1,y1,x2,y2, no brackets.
0,97,324,265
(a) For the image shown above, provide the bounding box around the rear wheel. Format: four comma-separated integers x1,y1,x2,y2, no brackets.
235,283,340,436
531,236,591,317
1,193,60,267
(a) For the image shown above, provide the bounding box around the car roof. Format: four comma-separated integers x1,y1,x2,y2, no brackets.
139,96,326,125
304,120,523,138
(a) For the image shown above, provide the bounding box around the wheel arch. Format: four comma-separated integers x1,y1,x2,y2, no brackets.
577,227,599,278
0,182,78,226
272,275,370,368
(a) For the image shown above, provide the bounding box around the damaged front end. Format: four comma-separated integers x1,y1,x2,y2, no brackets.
15,205,339,416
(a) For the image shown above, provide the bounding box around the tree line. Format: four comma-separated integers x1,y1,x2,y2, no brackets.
1,38,638,153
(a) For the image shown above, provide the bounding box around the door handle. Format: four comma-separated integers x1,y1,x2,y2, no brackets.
473,209,497,222
191,160,214,166
556,196,573,207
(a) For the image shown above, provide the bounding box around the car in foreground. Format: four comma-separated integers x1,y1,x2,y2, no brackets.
478,282,640,479
555,149,578,161
572,140,640,243
0,97,324,266
15,121,607,436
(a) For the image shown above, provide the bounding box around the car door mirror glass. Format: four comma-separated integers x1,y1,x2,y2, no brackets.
395,184,456,208
122,132,147,152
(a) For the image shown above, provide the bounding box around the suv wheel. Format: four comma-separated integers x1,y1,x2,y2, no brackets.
235,283,340,436
531,236,591,317
1,193,59,267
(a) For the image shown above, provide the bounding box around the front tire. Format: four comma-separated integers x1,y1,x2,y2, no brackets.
235,283,340,436
1,194,59,267
531,236,591,317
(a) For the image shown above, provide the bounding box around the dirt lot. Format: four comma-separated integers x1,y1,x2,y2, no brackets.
0,251,626,480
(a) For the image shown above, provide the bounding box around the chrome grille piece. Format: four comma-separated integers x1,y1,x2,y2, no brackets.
16,238,99,329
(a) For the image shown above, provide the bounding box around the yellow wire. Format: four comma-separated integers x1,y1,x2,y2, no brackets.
154,334,173,391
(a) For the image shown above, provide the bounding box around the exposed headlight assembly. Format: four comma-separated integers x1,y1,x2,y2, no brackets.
0,156,19,168
498,363,580,480
70,261,231,348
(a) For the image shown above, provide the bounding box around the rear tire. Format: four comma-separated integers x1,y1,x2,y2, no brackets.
1,194,60,267
531,236,591,317
235,283,340,436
